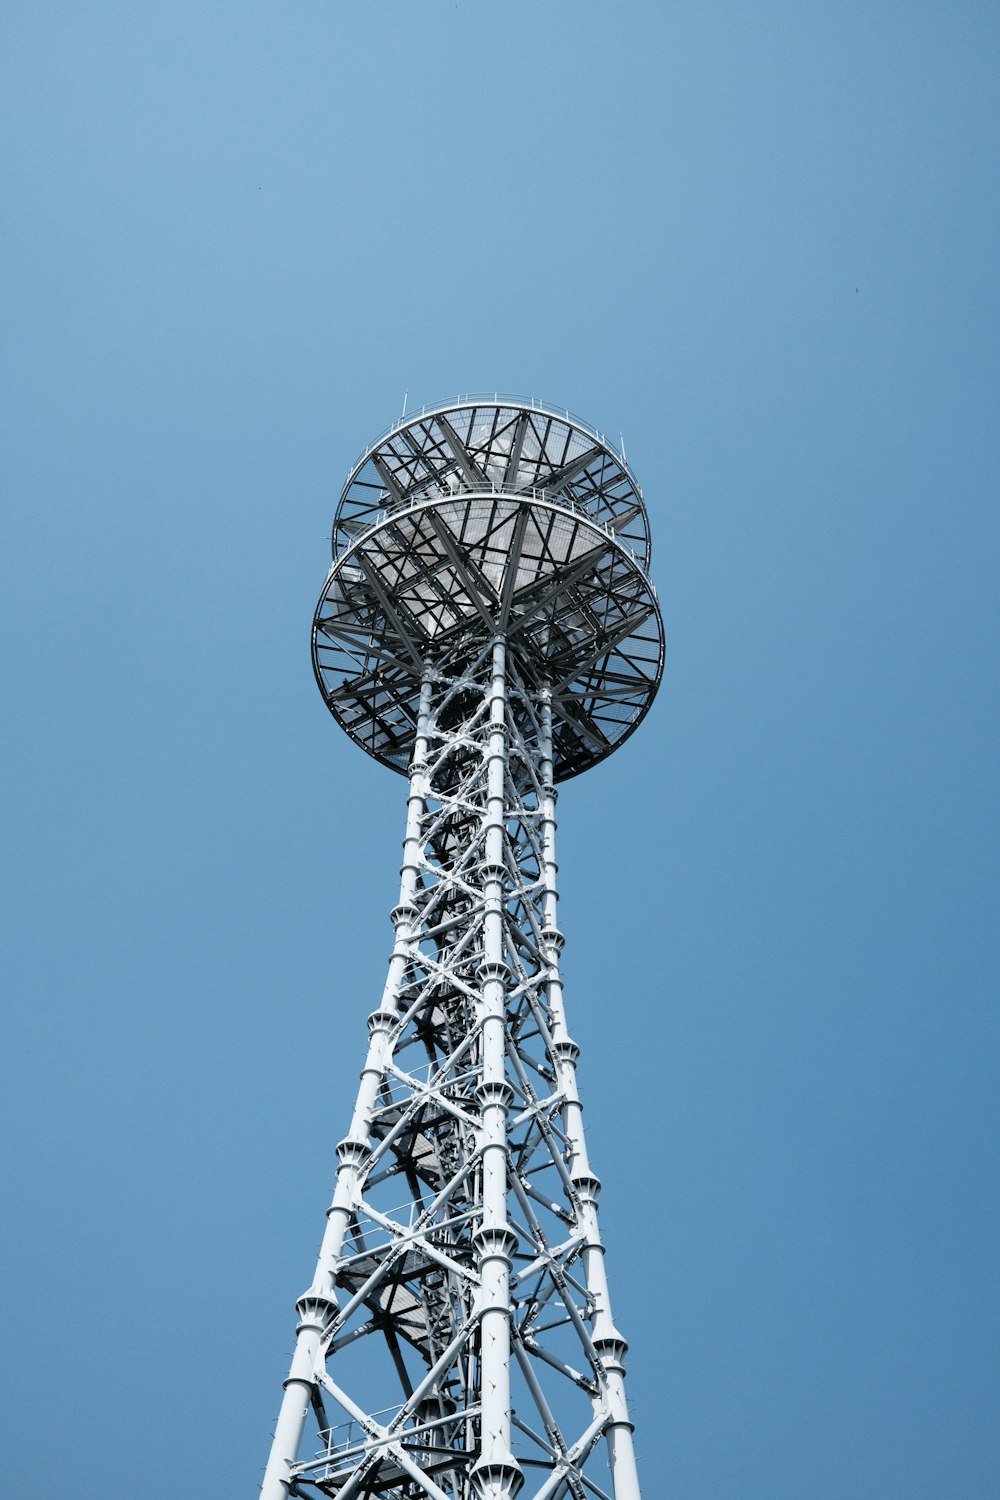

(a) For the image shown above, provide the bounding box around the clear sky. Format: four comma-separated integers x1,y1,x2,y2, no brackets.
2,4,998,1496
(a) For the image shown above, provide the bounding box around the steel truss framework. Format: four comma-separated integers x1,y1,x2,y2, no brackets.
314,400,661,783
260,401,663,1500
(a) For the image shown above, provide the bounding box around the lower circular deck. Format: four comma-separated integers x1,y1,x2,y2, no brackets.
312,492,664,780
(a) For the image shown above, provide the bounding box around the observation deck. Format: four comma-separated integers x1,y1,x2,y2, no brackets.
312,398,664,780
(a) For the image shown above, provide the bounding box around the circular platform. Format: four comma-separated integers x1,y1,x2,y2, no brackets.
313,400,664,781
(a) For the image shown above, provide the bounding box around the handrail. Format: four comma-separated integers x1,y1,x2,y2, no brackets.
344,394,629,480
332,485,649,574
297,1402,483,1473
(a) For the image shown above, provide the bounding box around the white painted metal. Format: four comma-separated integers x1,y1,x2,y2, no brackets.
259,400,662,1500
260,682,436,1500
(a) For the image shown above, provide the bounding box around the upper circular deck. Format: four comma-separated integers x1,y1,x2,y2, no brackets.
314,400,664,781
332,397,652,570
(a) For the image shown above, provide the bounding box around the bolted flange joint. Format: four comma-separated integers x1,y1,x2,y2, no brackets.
480,861,507,885
471,1454,524,1500
390,902,419,930
335,1137,371,1172
293,1290,337,1332
477,958,511,985
541,925,565,954
553,1037,580,1066
571,1169,602,1200
594,1330,631,1374
366,1007,396,1035
476,1077,515,1110
472,1223,518,1261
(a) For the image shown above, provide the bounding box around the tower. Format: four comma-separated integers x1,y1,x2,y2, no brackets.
260,397,664,1500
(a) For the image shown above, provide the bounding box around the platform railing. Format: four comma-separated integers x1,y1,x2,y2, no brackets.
344,394,629,478
331,483,650,576
296,1402,481,1476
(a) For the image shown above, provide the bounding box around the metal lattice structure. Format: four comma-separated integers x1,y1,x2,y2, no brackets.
260,398,664,1500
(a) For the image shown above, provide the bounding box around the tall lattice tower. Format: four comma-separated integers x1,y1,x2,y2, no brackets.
260,397,664,1500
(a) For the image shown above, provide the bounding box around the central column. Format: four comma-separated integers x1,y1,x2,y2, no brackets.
471,637,523,1500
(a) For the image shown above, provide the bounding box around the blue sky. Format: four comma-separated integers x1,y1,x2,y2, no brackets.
2,4,998,1496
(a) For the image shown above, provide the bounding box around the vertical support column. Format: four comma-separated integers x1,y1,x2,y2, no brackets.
537,687,643,1500
471,638,523,1500
259,677,435,1500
